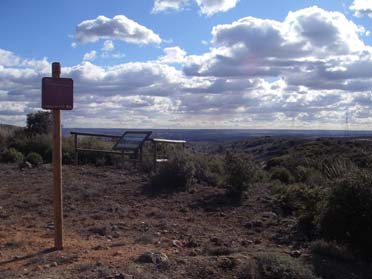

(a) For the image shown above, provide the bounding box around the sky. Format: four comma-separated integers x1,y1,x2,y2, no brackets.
1,0,372,129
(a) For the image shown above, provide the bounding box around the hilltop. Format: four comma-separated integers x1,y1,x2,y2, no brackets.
1,137,372,278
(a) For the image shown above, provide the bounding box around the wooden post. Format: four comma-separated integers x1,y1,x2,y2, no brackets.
74,133,78,165
52,62,63,250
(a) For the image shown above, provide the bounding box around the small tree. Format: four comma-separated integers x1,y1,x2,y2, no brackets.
224,152,255,201
26,111,52,135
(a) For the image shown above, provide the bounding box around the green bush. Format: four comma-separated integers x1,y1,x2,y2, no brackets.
1,148,24,163
275,183,324,216
224,152,255,201
25,152,43,167
318,177,372,257
150,154,195,192
191,152,225,186
270,167,293,184
274,183,326,238
8,132,52,162
256,252,318,279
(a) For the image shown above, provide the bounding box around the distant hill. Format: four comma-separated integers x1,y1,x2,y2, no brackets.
63,127,372,142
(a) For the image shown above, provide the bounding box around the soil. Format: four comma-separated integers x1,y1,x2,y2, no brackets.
0,163,370,278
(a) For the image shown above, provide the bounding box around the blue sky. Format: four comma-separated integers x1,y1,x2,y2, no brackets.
0,0,357,65
1,0,372,129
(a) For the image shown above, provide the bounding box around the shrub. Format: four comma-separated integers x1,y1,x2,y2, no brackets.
1,148,24,163
8,132,52,162
275,183,324,216
320,157,358,180
270,167,293,184
274,183,326,238
256,252,318,279
224,152,255,201
295,166,324,186
266,155,291,170
318,177,372,257
25,152,43,167
191,152,225,186
150,154,195,192
0,133,5,150
309,240,354,261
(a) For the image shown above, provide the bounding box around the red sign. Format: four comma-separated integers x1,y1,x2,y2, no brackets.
42,77,73,110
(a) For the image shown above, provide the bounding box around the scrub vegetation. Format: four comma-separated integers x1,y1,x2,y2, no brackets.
1,111,372,278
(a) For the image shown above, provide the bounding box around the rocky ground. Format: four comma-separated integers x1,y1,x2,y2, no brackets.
0,163,370,279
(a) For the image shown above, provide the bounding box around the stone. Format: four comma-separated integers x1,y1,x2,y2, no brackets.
137,252,154,263
172,240,183,248
290,250,302,258
46,223,54,230
113,273,134,279
137,251,169,267
210,237,223,246
152,252,169,266
19,161,32,170
189,250,197,256
241,240,253,246
89,226,107,236
262,211,278,219
254,239,262,244
113,251,123,257
185,239,198,248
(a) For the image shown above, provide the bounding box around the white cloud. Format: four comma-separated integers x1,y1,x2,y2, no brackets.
111,53,126,59
195,0,239,16
152,0,238,15
83,50,97,61
152,0,189,13
100,40,125,59
350,0,372,17
75,15,162,45
158,46,187,64
185,6,367,78
3,7,372,129
102,40,114,52
0,49,21,67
